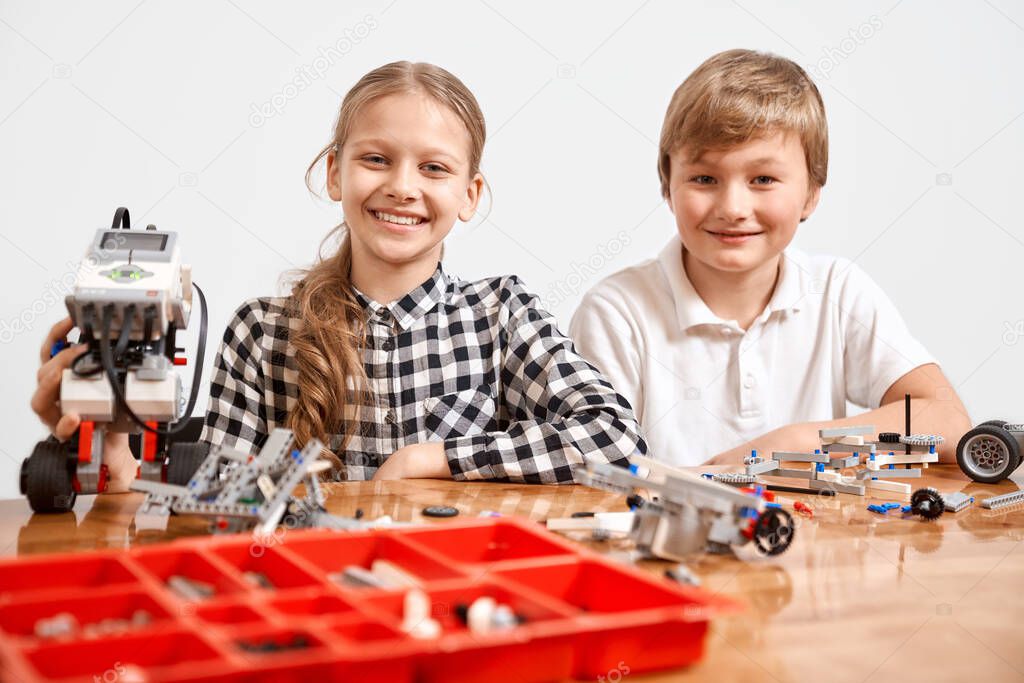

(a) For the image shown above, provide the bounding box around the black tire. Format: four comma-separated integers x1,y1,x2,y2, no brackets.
23,441,77,513
752,508,795,556
956,425,1021,484
165,441,211,485
978,420,1009,429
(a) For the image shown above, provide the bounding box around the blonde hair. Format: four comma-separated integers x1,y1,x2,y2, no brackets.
287,61,486,475
657,49,828,198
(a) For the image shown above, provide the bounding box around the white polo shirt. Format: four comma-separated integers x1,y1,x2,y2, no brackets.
569,235,935,467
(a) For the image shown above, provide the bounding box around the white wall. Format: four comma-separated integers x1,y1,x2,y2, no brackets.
1,0,1022,499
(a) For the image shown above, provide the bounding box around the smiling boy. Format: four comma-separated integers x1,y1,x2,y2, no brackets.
570,49,971,467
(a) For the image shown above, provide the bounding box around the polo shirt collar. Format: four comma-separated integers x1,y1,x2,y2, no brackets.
657,235,805,332
354,263,448,332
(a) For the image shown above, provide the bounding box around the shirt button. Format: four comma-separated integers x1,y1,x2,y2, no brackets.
385,408,396,424
743,374,757,389
381,338,394,352
377,308,391,320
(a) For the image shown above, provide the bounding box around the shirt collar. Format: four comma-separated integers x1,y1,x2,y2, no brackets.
657,234,805,332
354,263,449,332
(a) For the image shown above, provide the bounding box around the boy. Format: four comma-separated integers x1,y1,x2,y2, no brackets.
570,49,970,467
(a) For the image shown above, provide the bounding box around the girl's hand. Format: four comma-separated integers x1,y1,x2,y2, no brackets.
372,442,450,480
31,317,135,492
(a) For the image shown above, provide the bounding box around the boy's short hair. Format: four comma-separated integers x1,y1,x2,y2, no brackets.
657,49,828,198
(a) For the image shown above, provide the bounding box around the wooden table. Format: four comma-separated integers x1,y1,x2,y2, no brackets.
2,465,1023,682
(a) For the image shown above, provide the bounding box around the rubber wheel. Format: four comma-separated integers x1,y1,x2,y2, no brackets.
956,425,1021,484
752,508,795,556
165,441,211,485
978,420,1008,428
23,440,77,513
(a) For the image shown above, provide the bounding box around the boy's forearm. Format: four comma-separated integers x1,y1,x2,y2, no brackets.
708,398,973,465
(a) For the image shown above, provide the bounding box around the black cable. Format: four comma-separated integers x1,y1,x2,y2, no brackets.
143,305,155,345
111,207,130,230
113,304,135,359
71,304,103,377
98,282,208,436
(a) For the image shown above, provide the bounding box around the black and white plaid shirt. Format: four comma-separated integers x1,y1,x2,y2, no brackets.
199,265,645,483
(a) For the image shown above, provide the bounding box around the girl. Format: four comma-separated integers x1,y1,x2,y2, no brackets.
33,61,645,487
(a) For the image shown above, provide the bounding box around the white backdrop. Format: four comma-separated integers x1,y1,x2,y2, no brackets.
1,0,1022,500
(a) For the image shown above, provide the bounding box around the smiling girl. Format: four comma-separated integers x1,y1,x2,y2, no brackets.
33,61,645,487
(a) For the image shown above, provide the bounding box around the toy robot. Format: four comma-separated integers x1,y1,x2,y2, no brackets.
20,207,209,512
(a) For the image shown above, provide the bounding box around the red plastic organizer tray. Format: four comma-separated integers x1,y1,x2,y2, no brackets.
0,516,740,682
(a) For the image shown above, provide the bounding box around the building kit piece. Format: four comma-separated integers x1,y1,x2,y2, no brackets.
20,207,210,513
402,589,441,639
956,421,1024,483
167,575,215,601
774,468,814,480
576,455,795,561
907,488,945,519
862,479,912,496
664,564,702,586
819,425,874,438
822,443,875,455
855,468,922,480
809,478,865,496
709,472,759,485
546,511,635,535
129,428,374,535
940,492,974,513
820,435,865,446
331,566,387,589
770,451,830,464
867,503,903,515
792,501,814,516
745,458,780,476
979,489,1024,510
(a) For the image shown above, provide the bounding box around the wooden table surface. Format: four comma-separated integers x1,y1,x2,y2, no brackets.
2,464,1023,682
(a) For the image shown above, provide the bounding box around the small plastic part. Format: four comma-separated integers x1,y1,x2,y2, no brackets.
909,487,945,520
664,564,702,586
402,589,440,639
878,432,901,443
422,505,459,518
979,489,1024,510
34,612,79,639
167,575,214,601
793,501,813,517
330,565,385,589
370,559,421,588
243,572,274,590
751,508,795,556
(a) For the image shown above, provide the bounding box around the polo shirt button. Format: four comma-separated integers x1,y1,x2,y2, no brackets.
385,408,396,424
382,338,394,352
743,374,757,389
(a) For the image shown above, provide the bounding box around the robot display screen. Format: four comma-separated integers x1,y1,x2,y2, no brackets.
101,231,168,252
